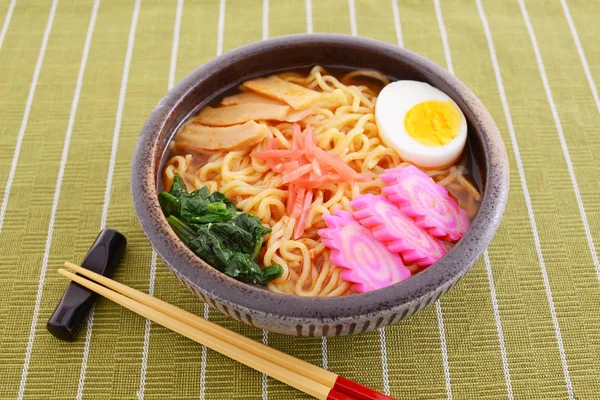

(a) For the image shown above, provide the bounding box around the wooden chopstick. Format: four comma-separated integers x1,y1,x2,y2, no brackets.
61,262,394,400
57,267,353,400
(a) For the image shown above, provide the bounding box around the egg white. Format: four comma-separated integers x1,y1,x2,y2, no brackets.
375,80,467,169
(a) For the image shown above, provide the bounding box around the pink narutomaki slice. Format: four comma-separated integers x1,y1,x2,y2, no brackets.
318,210,411,293
351,194,447,267
381,165,469,242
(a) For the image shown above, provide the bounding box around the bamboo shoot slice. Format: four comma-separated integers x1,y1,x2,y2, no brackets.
242,75,321,110
221,91,287,107
177,121,267,152
196,104,290,126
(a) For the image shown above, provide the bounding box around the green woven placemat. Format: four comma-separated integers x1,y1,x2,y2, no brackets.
1,0,599,399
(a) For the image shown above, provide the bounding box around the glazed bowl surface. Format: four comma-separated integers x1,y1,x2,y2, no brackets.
132,33,509,336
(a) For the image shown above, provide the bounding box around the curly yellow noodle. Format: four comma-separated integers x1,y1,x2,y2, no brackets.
163,154,192,190
163,66,482,297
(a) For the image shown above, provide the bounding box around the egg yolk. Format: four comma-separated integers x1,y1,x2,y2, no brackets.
404,100,462,146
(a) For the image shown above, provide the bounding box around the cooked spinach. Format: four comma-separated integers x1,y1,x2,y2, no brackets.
160,175,282,285
210,213,271,258
159,175,238,225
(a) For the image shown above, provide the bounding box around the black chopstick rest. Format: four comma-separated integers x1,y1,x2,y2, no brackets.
47,229,127,341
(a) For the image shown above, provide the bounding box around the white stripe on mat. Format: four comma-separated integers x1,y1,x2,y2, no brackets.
432,2,454,397
137,0,184,398
262,0,268,40
348,0,357,36
137,252,157,400
559,0,600,281
433,0,452,75
199,304,210,400
391,0,403,47
434,301,452,400
216,0,225,57
168,0,183,90
76,2,141,399
477,1,574,399
261,330,269,400
0,0,17,51
0,0,58,233
17,0,99,398
560,0,600,117
377,327,390,395
321,336,328,370
305,0,313,34
483,250,513,399
199,2,226,399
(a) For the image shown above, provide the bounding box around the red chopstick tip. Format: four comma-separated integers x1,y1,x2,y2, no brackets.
326,388,355,400
333,376,396,400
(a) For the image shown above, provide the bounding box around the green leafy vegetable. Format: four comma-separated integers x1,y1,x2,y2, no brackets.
169,174,188,198
158,192,180,218
160,176,238,224
209,222,256,255
234,213,272,245
207,190,237,210
209,213,271,257
160,175,282,285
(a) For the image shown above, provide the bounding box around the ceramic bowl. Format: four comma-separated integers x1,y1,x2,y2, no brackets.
132,34,509,336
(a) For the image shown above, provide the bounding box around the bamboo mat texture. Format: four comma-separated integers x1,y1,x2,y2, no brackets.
1,0,600,399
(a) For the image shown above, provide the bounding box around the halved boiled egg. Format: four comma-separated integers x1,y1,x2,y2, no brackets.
375,80,467,169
